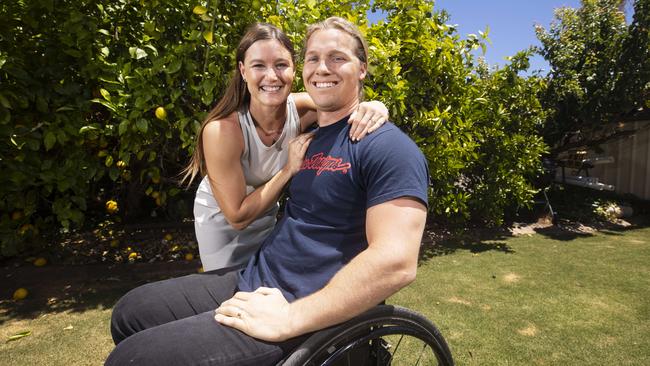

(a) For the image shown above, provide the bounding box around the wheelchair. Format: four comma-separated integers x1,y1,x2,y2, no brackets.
277,304,454,366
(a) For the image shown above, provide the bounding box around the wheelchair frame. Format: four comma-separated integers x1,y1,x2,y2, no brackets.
277,304,454,366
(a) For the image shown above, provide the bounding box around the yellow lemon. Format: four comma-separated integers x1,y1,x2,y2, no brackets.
116,161,126,169
105,200,118,214
13,288,28,300
192,5,207,15
33,257,47,267
185,253,194,261
128,252,138,261
11,211,23,221
164,233,173,241
151,191,160,199
155,106,167,120
152,176,161,184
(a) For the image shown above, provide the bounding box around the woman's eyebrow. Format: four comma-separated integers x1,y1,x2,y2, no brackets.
246,57,290,64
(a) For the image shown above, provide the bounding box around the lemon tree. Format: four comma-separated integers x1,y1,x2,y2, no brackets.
0,0,549,256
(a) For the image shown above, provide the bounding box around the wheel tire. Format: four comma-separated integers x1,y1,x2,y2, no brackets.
278,305,454,366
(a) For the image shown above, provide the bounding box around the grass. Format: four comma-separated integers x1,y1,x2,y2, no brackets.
0,307,113,366
394,225,650,365
1,225,649,365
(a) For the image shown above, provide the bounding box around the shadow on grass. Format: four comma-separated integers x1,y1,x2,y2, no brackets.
419,225,514,264
0,261,197,324
532,214,650,241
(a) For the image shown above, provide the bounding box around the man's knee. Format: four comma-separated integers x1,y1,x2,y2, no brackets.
110,284,157,344
105,329,160,365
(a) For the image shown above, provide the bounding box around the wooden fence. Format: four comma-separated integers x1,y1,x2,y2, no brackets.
589,120,650,200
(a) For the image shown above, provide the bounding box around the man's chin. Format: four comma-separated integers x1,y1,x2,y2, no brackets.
313,103,339,112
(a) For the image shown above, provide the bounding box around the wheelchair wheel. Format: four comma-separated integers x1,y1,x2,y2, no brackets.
278,305,454,366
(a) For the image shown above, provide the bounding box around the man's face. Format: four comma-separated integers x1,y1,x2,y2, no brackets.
302,28,367,112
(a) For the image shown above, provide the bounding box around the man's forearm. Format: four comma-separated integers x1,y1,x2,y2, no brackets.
287,240,417,336
287,198,426,337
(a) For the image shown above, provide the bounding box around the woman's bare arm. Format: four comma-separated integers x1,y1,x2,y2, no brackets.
202,114,312,230
292,92,389,140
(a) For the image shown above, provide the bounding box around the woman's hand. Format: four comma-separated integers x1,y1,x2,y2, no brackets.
283,132,314,176
348,100,389,141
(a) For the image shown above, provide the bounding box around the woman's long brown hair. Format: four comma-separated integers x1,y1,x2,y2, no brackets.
180,23,295,186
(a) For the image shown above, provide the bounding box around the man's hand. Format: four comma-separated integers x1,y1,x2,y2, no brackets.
214,287,296,342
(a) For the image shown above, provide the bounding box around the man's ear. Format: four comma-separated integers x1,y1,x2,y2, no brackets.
358,62,367,80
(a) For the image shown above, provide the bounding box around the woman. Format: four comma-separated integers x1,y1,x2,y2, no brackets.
182,23,388,271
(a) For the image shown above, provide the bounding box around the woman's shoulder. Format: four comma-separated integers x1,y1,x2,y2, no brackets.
202,112,245,154
203,112,242,138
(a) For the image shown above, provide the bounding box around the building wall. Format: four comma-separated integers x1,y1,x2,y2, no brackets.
590,120,650,200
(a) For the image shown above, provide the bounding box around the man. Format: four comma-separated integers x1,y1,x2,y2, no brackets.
106,17,428,365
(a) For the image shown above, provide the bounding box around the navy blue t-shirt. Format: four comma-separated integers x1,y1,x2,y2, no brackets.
238,116,429,301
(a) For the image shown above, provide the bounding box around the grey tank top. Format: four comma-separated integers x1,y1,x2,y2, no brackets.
194,95,302,271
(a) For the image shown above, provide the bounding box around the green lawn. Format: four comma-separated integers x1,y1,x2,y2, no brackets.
395,225,650,365
1,225,649,365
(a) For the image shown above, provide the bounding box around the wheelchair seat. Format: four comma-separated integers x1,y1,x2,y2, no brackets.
277,304,454,366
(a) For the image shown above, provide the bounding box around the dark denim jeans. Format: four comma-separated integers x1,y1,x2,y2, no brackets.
105,267,304,365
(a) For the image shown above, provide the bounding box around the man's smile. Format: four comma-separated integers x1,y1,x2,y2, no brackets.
312,81,338,89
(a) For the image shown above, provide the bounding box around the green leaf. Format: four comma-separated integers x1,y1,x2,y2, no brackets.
98,78,121,85
136,119,149,133
0,94,10,109
98,29,110,36
105,155,114,167
44,131,56,150
109,167,119,181
100,89,111,101
6,330,31,343
119,120,129,135
129,47,148,60
144,22,155,34
144,44,158,57
79,126,98,133
202,30,213,44
90,99,117,112
165,59,182,74
63,49,82,58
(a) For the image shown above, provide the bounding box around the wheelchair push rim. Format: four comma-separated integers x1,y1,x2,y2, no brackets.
278,305,454,366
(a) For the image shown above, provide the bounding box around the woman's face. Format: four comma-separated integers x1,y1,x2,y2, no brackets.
239,39,294,109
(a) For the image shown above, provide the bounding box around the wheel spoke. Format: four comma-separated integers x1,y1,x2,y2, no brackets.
414,342,427,366
390,334,404,360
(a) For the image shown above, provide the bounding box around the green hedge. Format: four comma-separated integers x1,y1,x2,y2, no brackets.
0,0,547,256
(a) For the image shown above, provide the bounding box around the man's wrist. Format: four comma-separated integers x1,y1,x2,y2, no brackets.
286,301,308,338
